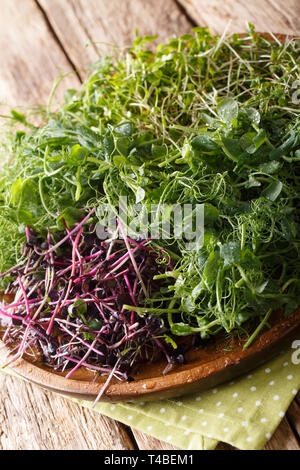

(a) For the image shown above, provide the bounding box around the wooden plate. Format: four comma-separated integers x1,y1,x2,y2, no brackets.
1,33,299,402
1,308,300,402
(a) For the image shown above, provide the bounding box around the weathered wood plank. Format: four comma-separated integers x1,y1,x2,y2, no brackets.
216,442,236,450
0,0,80,107
131,429,178,450
264,415,299,450
287,398,300,440
37,0,192,73
178,0,300,35
0,373,134,450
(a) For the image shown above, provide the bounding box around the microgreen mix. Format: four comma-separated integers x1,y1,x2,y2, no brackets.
0,26,300,385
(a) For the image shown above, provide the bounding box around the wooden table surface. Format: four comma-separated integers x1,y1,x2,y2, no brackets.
0,0,299,450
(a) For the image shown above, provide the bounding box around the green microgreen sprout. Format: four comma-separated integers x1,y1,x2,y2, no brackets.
1,24,300,364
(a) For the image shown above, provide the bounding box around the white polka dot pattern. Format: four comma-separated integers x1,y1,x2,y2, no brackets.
4,348,296,452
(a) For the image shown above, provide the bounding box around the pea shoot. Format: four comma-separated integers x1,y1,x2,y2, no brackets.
1,26,300,381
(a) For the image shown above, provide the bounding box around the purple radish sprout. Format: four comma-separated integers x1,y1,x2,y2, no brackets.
0,209,180,390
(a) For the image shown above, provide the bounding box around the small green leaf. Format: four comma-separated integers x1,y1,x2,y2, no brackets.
217,98,239,123
221,138,243,162
152,144,167,158
240,129,266,154
192,283,203,301
183,296,195,313
11,109,26,123
270,131,297,159
220,242,241,267
191,135,219,152
240,249,261,271
170,322,195,336
83,332,95,342
257,161,280,174
241,107,261,126
10,109,33,128
57,207,83,229
67,144,89,165
204,203,219,226
17,209,35,226
103,136,115,157
262,180,283,201
68,299,87,323
252,129,266,151
10,178,23,205
203,251,221,287
113,155,127,167
115,137,130,156
135,186,145,203
163,334,178,349
244,175,261,188
114,122,133,136
295,150,300,160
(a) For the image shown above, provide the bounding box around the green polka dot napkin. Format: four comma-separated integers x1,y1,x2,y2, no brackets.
1,348,299,450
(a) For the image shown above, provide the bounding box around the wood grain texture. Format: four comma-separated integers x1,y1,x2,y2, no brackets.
131,429,179,450
37,0,192,73
287,394,300,439
265,416,300,450
0,372,134,450
178,0,300,34
3,367,298,451
0,0,79,107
